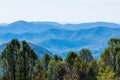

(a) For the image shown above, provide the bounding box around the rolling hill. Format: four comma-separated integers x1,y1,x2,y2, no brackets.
0,21,120,58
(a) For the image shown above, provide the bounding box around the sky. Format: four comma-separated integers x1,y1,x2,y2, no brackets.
0,0,120,24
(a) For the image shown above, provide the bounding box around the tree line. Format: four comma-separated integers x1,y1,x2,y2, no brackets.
0,38,120,80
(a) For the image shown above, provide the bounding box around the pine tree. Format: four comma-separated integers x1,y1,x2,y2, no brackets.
0,39,38,80
65,51,77,67
97,66,117,80
79,48,94,62
56,62,66,80
98,38,120,79
34,60,46,80
0,39,20,80
96,38,120,79
48,60,58,80
19,40,38,80
42,53,51,71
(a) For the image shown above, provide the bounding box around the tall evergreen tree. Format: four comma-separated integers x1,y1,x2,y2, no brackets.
34,60,46,80
108,38,120,72
97,66,117,80
65,51,77,67
56,62,66,80
0,39,20,80
98,38,120,79
48,60,58,80
64,51,78,80
79,48,94,62
0,39,38,80
48,60,65,80
42,53,51,71
19,40,38,80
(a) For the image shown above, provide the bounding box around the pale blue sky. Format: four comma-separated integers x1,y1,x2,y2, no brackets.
0,0,120,23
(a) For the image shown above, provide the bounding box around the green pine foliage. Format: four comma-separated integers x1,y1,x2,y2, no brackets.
79,48,94,62
97,66,117,80
0,38,120,80
0,39,38,80
65,51,77,67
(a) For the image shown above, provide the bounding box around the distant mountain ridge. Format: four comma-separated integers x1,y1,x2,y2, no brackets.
0,21,120,33
0,21,120,58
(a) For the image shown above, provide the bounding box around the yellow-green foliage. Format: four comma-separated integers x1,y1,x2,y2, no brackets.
97,66,117,80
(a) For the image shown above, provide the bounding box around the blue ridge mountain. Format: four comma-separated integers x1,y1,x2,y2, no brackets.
0,21,120,58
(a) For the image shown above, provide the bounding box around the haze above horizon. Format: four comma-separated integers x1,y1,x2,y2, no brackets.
0,0,120,23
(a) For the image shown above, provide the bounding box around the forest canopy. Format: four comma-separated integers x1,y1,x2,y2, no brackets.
0,38,120,80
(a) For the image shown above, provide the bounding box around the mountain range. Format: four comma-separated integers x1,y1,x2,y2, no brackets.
0,21,120,58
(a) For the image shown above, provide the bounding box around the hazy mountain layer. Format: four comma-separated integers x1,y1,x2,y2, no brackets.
0,21,120,58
